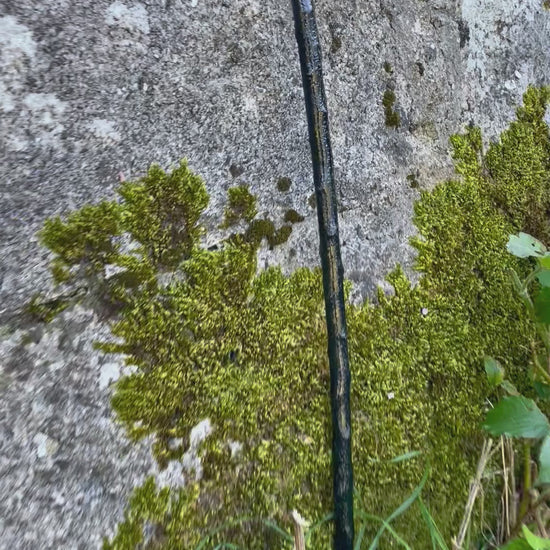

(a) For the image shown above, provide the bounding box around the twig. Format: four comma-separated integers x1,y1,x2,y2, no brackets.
292,510,309,550
518,442,532,520
508,438,517,529
501,437,510,541
535,506,548,539
290,1,354,548
453,439,493,550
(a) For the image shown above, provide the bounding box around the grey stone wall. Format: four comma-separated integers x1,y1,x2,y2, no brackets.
0,0,549,547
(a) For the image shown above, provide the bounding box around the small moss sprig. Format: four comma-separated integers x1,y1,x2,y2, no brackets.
382,88,400,128
222,184,257,228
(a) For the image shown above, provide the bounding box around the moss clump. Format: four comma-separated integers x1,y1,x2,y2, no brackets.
222,184,257,228
40,200,122,283
271,223,292,246
406,172,419,189
330,35,342,54
383,61,393,74
118,161,208,269
276,177,292,192
544,0,550,10
102,478,202,549
25,294,70,323
283,209,305,224
481,86,550,240
40,87,550,548
242,218,292,249
39,160,208,306
383,88,400,128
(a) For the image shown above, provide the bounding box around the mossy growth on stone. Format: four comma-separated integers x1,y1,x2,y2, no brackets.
25,293,70,323
102,477,202,549
383,88,400,128
276,177,292,192
241,218,293,249
383,61,393,74
406,172,420,189
39,87,550,548
283,208,305,224
39,160,208,294
222,184,257,227
40,200,122,284
118,161,209,269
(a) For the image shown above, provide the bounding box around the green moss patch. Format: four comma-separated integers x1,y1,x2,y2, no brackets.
383,88,400,129
222,184,257,228
25,293,70,323
277,177,292,192
283,209,305,224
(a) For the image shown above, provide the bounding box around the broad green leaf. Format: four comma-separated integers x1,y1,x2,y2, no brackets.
507,233,546,258
540,255,550,269
500,539,534,550
534,381,550,401
538,436,550,485
485,357,504,387
535,288,550,324
522,524,550,549
483,396,550,439
537,270,550,287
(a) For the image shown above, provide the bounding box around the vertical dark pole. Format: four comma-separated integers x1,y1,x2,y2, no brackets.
290,1,354,548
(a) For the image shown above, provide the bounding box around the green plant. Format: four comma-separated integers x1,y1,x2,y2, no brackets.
501,525,550,549
484,232,550,545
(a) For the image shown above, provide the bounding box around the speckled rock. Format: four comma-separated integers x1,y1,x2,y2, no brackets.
0,0,549,547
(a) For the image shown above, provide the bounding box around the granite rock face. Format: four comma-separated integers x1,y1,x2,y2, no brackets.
0,0,549,547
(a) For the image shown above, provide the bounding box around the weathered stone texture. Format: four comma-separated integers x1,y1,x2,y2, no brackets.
0,0,549,547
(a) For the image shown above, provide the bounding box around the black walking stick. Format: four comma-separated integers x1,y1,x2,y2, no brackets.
290,1,354,548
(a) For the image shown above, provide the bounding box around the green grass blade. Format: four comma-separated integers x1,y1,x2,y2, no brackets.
262,520,294,542
354,523,367,550
418,498,449,550
389,451,422,464
305,513,334,543
367,467,430,550
195,516,293,550
357,512,411,549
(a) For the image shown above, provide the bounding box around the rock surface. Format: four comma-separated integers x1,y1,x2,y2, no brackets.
0,0,549,547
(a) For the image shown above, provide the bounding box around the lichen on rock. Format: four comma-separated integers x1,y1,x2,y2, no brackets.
39,87,550,548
